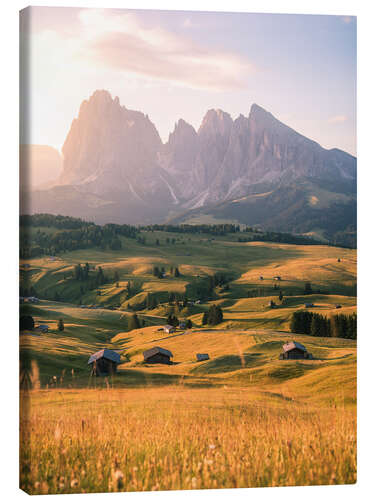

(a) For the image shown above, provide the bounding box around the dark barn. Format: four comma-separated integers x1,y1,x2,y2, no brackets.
88,348,121,376
279,341,312,360
143,346,173,364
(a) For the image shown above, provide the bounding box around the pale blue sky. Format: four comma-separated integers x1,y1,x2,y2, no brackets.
21,7,356,155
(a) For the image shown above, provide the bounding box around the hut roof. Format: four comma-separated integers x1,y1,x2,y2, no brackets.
88,349,121,365
196,353,209,361
282,341,307,353
143,346,173,360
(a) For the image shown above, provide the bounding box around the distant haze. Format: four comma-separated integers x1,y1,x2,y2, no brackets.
20,145,62,190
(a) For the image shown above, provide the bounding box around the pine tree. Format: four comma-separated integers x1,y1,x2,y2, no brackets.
202,311,208,326
206,304,223,325
128,313,140,330
83,262,90,280
290,311,313,334
310,315,321,337
58,318,64,332
279,290,283,302
146,293,151,309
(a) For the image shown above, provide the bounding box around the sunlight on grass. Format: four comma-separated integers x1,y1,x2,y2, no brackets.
20,387,356,494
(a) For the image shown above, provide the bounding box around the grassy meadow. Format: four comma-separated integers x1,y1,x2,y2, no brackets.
19,230,357,493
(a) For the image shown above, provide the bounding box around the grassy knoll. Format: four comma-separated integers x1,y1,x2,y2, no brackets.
21,233,357,305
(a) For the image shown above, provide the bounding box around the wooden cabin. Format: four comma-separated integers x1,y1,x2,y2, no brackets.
196,353,209,361
279,341,312,360
88,349,121,376
36,324,49,333
143,346,173,364
163,325,175,334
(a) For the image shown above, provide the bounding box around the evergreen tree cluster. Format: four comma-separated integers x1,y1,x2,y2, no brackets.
290,311,357,339
128,313,141,330
20,315,34,331
146,293,158,309
167,314,179,327
20,214,139,258
202,305,223,326
141,223,241,236
165,315,192,329
73,263,107,287
152,266,166,278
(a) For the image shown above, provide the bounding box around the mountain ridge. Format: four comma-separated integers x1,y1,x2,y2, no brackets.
22,90,356,242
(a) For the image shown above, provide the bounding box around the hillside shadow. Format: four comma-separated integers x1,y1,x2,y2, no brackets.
113,368,182,386
191,353,265,375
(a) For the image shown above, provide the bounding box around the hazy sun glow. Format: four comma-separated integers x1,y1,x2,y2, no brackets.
20,7,356,155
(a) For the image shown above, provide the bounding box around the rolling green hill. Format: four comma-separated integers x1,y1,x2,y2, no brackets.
19,222,357,494
20,228,356,399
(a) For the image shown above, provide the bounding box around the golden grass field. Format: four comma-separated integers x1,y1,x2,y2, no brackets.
19,235,357,493
20,387,356,494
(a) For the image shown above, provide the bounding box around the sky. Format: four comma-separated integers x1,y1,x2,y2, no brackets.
20,7,357,155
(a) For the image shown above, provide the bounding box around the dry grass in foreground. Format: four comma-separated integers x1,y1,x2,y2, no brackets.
20,386,356,494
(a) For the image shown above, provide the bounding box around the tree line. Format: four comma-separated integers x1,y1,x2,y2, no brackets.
141,223,241,236
290,310,357,339
20,215,139,258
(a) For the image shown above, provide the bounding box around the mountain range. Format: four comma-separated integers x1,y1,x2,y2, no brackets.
22,90,356,244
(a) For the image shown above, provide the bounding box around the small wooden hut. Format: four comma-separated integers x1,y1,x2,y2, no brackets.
88,349,121,376
36,324,49,333
143,346,173,364
279,341,312,360
196,353,209,361
163,325,175,334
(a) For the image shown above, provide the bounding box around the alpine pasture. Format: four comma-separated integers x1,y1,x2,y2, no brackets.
20,228,357,493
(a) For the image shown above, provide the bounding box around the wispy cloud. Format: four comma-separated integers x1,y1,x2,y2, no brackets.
79,9,254,91
328,115,348,124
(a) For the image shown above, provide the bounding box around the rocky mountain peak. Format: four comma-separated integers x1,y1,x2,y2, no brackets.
198,108,233,137
169,119,197,141
49,90,356,226
60,91,163,191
